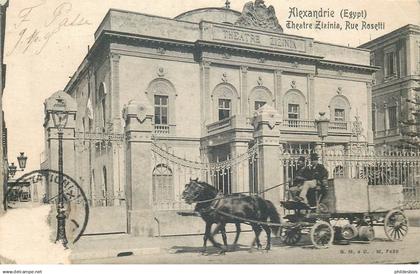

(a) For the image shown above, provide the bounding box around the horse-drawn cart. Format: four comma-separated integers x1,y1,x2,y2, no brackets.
280,178,409,248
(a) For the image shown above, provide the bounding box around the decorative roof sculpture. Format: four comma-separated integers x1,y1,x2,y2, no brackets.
234,0,283,33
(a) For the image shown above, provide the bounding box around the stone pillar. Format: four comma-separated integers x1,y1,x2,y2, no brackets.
253,105,283,204
123,100,154,236
366,82,374,145
44,91,77,199
240,66,248,115
230,142,250,193
200,61,211,135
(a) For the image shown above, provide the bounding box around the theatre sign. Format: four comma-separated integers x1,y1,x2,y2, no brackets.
201,22,311,54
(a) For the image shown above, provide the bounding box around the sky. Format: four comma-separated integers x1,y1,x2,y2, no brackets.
3,0,420,174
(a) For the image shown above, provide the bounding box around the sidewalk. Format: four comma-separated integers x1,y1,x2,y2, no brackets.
71,209,420,262
70,230,256,262
406,209,420,227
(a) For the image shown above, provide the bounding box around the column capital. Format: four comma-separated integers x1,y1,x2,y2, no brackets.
110,52,121,62
308,73,315,80
201,60,212,68
240,66,249,73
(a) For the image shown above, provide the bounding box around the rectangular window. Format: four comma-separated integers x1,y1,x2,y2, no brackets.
385,51,396,77
388,106,398,129
288,104,300,119
254,101,266,110
154,95,169,125
218,99,231,121
334,108,345,122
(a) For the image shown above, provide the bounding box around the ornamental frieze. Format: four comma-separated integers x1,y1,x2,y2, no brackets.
235,0,283,33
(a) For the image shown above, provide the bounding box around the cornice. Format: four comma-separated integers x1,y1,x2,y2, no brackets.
195,40,324,62
318,60,379,73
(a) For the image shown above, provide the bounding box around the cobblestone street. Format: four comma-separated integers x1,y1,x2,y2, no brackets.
73,226,420,264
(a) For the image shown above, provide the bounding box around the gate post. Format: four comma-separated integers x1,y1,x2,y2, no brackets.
123,100,154,236
253,105,283,204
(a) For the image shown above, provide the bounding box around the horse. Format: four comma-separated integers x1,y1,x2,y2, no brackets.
182,179,280,254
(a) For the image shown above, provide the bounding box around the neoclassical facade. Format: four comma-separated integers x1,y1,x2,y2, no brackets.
359,24,420,147
43,1,376,219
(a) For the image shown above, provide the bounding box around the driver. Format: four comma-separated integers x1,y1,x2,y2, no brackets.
288,156,311,201
298,153,328,205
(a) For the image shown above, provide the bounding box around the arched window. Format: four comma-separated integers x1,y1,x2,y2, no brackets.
283,89,306,127
329,95,351,122
248,86,273,115
98,83,107,130
146,79,177,128
211,83,239,121
152,164,174,203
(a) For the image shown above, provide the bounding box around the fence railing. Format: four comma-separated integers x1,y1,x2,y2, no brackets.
151,142,259,210
207,117,232,133
281,119,350,132
281,144,420,209
154,125,170,135
282,119,315,129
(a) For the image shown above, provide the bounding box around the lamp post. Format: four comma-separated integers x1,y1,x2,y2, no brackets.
315,112,330,163
51,110,69,248
17,152,28,171
8,163,17,178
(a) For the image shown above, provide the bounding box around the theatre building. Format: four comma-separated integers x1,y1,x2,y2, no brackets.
42,1,376,235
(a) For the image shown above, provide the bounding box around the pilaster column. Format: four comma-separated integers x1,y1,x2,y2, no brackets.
200,61,211,135
230,142,250,193
110,53,123,205
240,66,248,115
253,105,283,204
384,103,389,134
308,73,315,120
110,53,121,132
366,82,374,145
123,100,154,236
274,70,282,113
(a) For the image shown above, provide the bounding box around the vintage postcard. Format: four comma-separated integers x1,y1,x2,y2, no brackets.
0,0,419,273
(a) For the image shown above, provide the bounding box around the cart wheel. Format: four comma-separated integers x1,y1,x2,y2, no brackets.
310,221,334,249
358,226,375,241
280,226,302,245
317,203,329,214
384,210,409,241
341,224,358,240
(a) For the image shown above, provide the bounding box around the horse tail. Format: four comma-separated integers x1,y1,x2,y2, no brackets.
265,199,281,235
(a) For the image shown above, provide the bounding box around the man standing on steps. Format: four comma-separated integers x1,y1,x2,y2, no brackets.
298,153,329,205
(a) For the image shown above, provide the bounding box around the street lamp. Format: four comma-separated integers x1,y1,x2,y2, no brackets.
8,163,17,178
17,152,28,171
51,109,69,248
315,112,330,163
